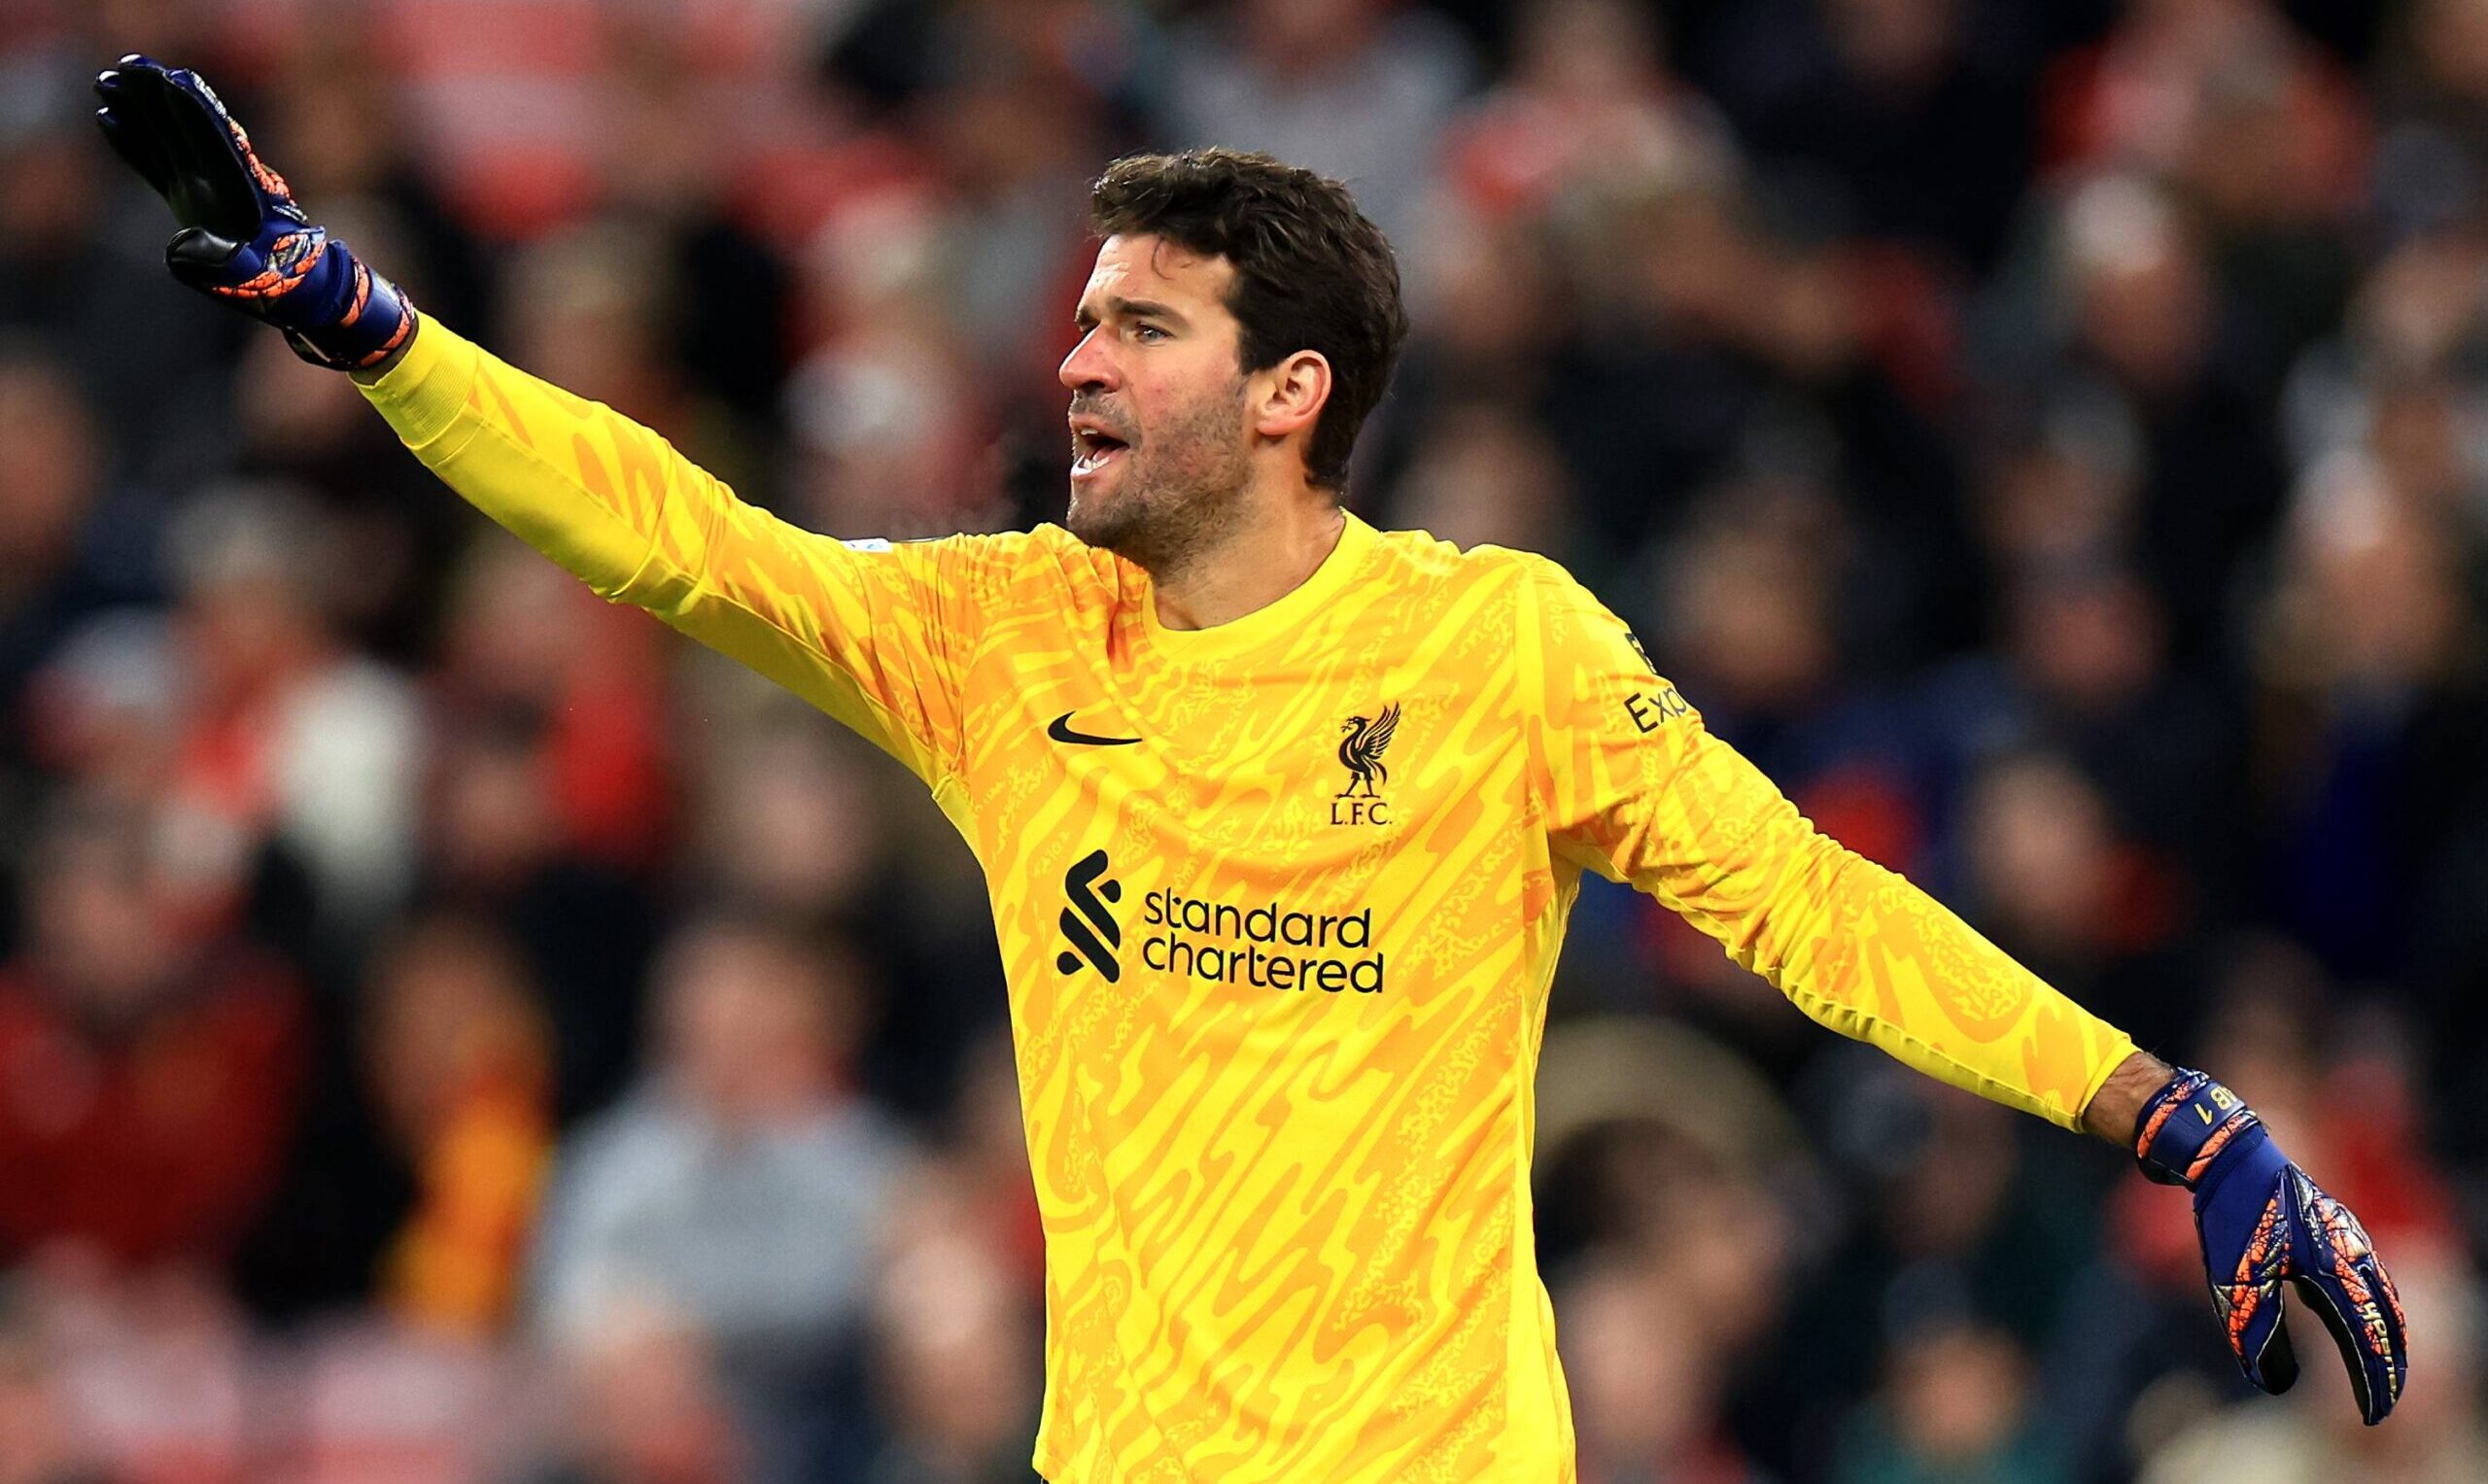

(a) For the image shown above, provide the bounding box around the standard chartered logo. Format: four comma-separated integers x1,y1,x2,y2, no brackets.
1142,889,1385,994
1055,849,1123,981
1053,853,1385,994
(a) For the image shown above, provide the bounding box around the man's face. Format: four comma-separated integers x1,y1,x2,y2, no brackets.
1057,234,1254,567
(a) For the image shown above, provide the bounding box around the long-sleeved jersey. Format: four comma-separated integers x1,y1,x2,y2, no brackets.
357,320,2139,1483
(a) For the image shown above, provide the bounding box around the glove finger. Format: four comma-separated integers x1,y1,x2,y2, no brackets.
170,224,331,320
2221,1274,2297,1394
2287,1272,2392,1424
2205,1167,2298,1393
2287,1219,2410,1424
145,66,263,243
2289,1173,2409,1423
2258,1300,2301,1394
2372,1253,2413,1415
109,64,229,233
93,67,179,196
92,101,177,199
164,225,251,298
167,67,301,217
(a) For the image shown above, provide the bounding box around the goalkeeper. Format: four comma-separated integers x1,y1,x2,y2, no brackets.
94,53,2407,1481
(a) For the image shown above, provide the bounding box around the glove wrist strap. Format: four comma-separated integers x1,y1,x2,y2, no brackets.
2133,1066,2263,1190
284,245,416,371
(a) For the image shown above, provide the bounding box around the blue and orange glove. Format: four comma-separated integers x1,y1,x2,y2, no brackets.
91,54,415,371
2136,1068,2409,1423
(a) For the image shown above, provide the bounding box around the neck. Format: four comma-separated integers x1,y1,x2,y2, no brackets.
1150,496,1347,631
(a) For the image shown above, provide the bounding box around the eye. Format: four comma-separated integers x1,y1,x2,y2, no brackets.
1132,323,1167,343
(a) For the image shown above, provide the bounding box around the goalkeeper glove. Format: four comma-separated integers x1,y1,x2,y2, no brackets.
2135,1067,2409,1423
91,53,415,371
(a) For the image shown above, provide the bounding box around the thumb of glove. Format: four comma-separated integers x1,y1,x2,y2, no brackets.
166,223,244,279
2252,1287,2303,1395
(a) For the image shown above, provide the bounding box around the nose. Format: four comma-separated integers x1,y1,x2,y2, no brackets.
1058,327,1119,394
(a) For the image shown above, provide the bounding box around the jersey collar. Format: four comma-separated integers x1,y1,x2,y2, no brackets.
1140,509,1376,665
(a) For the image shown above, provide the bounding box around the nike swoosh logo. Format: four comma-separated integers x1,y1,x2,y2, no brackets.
1048,711,1141,746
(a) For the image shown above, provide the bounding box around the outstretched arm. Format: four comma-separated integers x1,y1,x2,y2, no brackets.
343,315,991,798
94,55,1000,808
1522,556,2409,1424
1519,556,2136,1127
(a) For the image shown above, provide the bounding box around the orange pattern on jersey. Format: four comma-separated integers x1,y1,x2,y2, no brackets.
360,321,2139,1483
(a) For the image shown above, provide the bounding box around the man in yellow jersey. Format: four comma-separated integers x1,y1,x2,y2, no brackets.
95,52,2407,1482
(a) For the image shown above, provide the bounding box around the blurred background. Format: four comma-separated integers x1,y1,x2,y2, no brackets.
0,0,2483,1479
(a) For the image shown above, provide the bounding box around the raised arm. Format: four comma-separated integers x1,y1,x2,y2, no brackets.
93,54,999,805
1519,555,2408,1423
346,314,992,797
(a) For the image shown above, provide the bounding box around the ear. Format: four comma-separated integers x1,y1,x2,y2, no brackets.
1250,350,1332,446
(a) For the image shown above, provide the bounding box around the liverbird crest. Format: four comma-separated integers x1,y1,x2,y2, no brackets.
1335,702,1400,799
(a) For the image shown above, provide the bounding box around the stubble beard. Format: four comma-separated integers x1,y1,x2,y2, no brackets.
1067,382,1253,582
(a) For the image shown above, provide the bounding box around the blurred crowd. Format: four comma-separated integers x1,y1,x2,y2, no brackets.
0,0,2485,1479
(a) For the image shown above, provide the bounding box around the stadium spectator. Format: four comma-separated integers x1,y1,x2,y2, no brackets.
0,791,306,1275
161,482,427,959
0,1277,104,1484
783,187,1013,540
0,344,154,782
1160,0,1475,244
1698,0,2040,275
683,709,884,929
24,1258,258,1483
2375,0,2488,238
0,49,233,494
862,1167,1044,1484
1390,398,1579,567
523,1308,751,1484
1439,0,1731,226
362,914,555,1335
1954,751,2204,1054
1562,1255,1770,1484
2249,457,2488,978
1831,1319,2072,1484
532,915,909,1481
1932,554,2239,899
590,37,793,473
2023,172,2291,660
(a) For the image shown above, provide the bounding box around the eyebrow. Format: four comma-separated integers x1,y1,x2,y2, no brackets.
1074,295,1189,330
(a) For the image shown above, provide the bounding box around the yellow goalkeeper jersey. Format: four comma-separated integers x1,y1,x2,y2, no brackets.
358,321,2138,1484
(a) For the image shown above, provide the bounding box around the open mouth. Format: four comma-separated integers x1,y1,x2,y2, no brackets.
1071,426,1129,478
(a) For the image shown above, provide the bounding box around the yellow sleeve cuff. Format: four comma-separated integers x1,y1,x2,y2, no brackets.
352,314,481,452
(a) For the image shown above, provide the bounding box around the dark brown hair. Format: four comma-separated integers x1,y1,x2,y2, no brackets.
1088,149,1410,491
